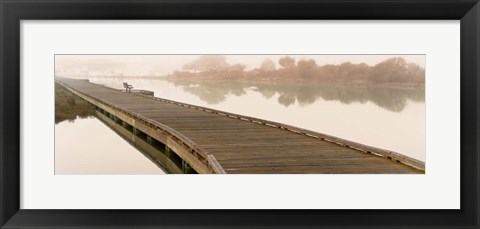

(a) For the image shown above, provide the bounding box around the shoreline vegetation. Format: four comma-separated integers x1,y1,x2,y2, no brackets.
168,55,425,87
55,83,96,124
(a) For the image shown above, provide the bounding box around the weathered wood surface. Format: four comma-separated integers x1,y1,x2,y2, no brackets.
56,78,425,174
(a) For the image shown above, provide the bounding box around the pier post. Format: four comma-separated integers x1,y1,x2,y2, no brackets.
146,135,152,144
182,160,192,174
165,145,171,157
121,120,128,128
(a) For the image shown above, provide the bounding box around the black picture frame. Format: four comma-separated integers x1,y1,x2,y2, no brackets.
1,0,479,228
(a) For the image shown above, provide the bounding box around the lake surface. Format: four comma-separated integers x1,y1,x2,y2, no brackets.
87,77,425,162
55,117,166,174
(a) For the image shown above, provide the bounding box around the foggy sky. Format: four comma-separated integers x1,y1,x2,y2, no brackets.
55,55,425,77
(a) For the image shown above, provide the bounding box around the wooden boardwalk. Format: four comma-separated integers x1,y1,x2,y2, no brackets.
56,77,425,174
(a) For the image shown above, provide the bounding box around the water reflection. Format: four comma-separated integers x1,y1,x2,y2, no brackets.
169,79,424,112
55,82,165,174
55,117,165,174
95,108,196,174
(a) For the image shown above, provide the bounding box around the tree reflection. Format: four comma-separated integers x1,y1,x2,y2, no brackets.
169,79,424,112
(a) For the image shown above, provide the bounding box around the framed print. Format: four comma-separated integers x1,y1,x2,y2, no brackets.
1,0,479,228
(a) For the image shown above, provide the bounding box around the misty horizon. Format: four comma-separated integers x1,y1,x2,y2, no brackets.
55,54,425,78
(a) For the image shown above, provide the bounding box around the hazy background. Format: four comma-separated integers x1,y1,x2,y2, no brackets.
55,55,425,77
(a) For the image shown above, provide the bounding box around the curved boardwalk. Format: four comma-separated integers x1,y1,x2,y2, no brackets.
56,77,424,174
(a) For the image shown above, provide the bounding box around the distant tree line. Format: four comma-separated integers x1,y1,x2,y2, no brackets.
172,55,425,85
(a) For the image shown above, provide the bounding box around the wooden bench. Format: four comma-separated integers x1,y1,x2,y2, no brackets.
123,82,133,92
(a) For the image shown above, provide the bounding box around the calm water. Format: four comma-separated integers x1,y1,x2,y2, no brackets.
55,117,166,174
87,77,425,162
